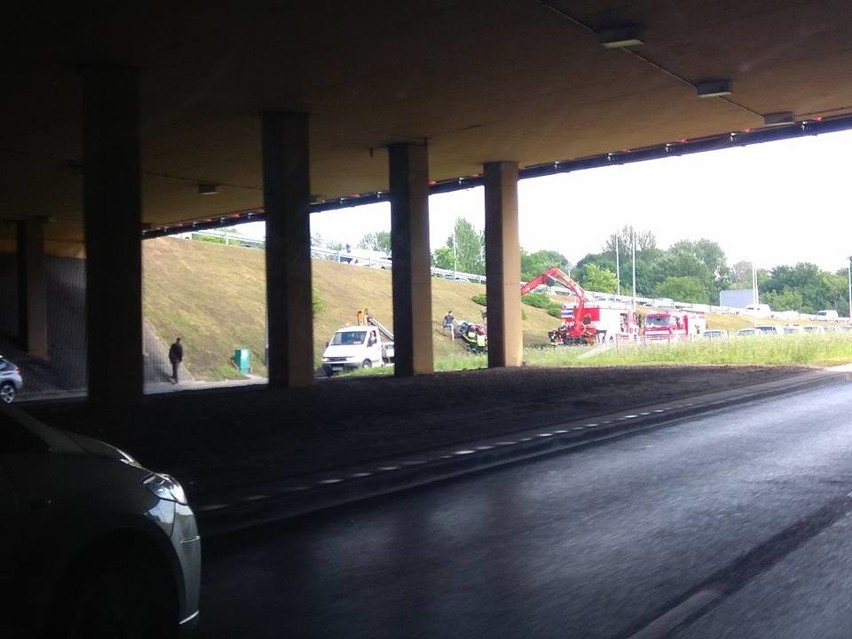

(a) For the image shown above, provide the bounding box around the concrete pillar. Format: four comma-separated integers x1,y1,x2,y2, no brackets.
484,161,522,367
262,111,314,388
81,64,143,406
389,142,433,376
17,218,48,359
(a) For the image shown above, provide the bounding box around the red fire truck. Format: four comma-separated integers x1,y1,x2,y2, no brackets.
643,311,706,341
522,267,639,345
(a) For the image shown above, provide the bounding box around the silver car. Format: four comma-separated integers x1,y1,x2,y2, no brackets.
0,404,201,638
0,356,22,403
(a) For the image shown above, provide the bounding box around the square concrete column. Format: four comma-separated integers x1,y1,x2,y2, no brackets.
82,64,143,406
484,161,522,367
389,142,433,376
17,218,48,359
262,111,314,388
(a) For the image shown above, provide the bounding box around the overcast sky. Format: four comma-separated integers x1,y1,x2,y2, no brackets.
243,128,852,273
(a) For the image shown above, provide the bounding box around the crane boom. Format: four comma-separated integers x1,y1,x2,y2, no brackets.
520,267,595,344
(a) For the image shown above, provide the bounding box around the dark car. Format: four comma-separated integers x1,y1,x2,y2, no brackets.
0,356,22,403
0,404,201,638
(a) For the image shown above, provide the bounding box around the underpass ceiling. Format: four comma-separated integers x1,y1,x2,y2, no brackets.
2,0,852,249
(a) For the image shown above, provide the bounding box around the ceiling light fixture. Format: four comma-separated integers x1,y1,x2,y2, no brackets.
763,111,795,126
598,25,644,48
198,183,219,196
695,79,732,98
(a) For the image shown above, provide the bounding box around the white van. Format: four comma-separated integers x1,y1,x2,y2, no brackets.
321,325,394,376
743,303,772,317
816,309,839,319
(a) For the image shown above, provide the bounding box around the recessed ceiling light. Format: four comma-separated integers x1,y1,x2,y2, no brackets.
198,183,218,196
695,79,732,98
598,26,644,48
763,111,795,126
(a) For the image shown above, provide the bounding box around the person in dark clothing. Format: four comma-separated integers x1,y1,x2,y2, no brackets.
168,337,183,384
443,311,455,340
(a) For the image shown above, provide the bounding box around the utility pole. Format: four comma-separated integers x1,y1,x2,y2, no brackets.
631,226,636,310
752,261,759,327
848,256,851,319
615,232,621,296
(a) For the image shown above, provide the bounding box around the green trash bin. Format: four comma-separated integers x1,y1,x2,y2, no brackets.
234,348,251,374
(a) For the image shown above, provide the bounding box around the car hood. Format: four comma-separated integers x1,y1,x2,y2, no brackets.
63,431,138,464
7,405,137,464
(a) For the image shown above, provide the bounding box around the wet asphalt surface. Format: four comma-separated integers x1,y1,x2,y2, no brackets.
196,377,852,638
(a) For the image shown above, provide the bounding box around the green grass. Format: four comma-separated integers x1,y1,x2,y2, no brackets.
329,334,852,381
519,333,852,368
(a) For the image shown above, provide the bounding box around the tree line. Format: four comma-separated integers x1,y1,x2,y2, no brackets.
316,219,851,316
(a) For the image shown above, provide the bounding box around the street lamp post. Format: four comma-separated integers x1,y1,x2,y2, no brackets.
452,228,457,279
615,233,621,296
847,256,852,319
631,226,636,310
752,261,759,327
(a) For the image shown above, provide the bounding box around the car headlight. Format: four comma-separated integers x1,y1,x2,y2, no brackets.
144,473,188,505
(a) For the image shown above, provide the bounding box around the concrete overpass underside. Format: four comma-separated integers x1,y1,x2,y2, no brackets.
3,1,852,405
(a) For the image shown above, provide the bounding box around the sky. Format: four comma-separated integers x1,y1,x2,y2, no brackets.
240,128,852,273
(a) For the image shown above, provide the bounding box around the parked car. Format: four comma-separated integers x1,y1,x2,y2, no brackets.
0,404,201,638
735,327,762,337
783,325,804,335
802,324,825,334
702,329,729,339
755,324,782,336
0,356,22,403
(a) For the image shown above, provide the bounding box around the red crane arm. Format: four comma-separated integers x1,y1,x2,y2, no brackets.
520,267,593,338
520,272,553,296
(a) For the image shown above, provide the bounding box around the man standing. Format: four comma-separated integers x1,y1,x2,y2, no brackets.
443,310,455,340
168,337,183,384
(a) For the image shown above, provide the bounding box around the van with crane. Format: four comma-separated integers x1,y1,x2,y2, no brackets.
321,309,395,376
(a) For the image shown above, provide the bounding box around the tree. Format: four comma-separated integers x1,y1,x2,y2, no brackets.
431,246,455,270
762,288,804,312
662,239,730,304
437,217,484,275
729,261,754,289
358,231,391,255
582,263,617,293
591,227,661,297
602,226,657,254
654,276,708,304
762,263,828,313
521,249,570,281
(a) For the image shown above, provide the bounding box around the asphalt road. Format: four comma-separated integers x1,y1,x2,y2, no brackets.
196,378,852,638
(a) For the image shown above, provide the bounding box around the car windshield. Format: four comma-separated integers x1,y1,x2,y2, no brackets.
645,315,671,328
331,331,367,346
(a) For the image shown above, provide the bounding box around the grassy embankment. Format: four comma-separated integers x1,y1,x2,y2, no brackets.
143,236,852,380
143,237,559,380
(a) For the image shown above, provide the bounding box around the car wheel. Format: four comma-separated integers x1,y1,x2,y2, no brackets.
0,381,15,403
361,359,372,368
47,542,178,639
